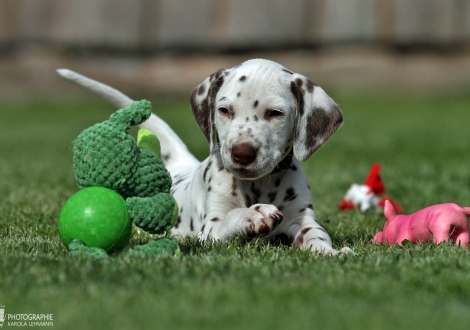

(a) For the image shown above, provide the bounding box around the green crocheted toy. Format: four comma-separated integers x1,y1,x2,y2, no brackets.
65,99,179,259
128,237,181,258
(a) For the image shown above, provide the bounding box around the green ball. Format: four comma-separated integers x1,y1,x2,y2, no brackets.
58,187,132,253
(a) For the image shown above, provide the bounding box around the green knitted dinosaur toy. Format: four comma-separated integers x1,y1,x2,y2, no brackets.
67,99,179,259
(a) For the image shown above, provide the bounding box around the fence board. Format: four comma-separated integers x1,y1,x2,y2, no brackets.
320,0,377,43
0,0,21,41
50,0,144,47
0,0,469,50
395,0,464,44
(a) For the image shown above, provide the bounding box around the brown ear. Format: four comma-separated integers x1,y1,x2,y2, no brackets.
290,75,343,162
190,68,229,151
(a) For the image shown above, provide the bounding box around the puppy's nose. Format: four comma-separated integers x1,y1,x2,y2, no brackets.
231,143,258,165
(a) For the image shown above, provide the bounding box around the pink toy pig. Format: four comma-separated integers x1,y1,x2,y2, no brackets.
373,200,470,247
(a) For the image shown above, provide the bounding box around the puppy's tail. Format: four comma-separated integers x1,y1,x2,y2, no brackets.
57,69,199,170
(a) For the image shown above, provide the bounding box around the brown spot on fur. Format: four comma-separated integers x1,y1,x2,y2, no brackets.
294,234,304,246
305,106,343,153
198,84,205,95
299,203,314,213
267,191,277,203
301,227,313,235
253,100,259,108
173,178,185,186
190,217,194,231
284,188,297,202
239,75,246,82
210,217,220,222
203,161,213,182
307,237,328,244
290,81,305,117
309,107,329,136
282,68,294,74
316,227,327,234
174,216,181,229
306,79,316,93
254,115,258,121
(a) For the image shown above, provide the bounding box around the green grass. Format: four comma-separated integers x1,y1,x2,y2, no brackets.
1,90,470,329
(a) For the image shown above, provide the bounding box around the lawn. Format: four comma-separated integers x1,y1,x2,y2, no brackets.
1,90,470,329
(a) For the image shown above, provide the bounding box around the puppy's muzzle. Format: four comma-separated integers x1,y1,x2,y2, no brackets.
231,143,258,166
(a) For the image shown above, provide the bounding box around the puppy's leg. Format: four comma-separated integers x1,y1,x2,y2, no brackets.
296,225,352,255
199,204,283,242
284,208,352,255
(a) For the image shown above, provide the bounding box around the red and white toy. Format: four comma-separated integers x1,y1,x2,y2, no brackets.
339,164,402,212
374,200,470,247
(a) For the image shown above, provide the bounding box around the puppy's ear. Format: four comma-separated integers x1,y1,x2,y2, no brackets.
190,69,229,151
290,74,343,162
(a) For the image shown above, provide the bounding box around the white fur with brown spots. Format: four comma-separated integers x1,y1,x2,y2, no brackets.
58,59,351,255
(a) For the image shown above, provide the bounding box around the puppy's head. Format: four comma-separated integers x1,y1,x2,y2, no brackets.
190,59,343,180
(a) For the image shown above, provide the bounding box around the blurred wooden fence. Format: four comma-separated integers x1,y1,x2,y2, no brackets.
1,0,469,52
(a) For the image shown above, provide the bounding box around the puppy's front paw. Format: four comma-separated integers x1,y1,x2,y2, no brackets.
325,247,355,256
243,204,283,238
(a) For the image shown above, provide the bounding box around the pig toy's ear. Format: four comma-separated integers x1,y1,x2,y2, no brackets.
383,200,397,222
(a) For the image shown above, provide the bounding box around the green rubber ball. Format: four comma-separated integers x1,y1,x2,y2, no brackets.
58,187,132,253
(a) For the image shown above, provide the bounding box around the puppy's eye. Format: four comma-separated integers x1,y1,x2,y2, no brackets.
266,109,284,120
218,107,230,117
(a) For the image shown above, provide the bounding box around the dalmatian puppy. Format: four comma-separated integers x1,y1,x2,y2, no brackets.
58,59,351,255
